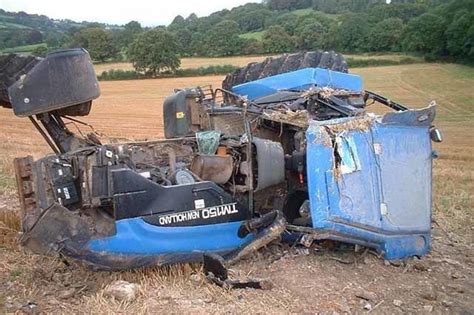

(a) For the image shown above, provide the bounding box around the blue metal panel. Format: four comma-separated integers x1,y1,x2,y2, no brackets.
232,68,363,100
306,110,433,260
87,219,253,255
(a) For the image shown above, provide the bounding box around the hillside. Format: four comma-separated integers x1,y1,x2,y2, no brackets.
0,9,118,52
0,0,472,65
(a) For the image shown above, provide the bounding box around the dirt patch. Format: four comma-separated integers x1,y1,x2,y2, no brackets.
0,192,472,314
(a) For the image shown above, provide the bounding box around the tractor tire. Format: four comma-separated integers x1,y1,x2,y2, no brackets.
0,54,40,107
222,51,348,92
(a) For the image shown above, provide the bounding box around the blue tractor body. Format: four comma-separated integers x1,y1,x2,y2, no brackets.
4,51,439,270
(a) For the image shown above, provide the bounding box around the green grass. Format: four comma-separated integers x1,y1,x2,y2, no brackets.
292,8,340,19
347,56,420,68
292,8,314,16
402,64,474,122
0,169,14,190
239,31,264,41
0,43,47,54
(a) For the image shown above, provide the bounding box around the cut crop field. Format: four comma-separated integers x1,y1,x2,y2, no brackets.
0,63,473,313
94,55,273,74
93,53,422,75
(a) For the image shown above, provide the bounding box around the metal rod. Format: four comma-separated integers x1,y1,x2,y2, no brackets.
29,116,60,154
365,90,408,111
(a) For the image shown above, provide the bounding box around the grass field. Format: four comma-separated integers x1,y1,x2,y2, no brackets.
0,43,46,54
0,62,472,312
94,55,273,74
94,53,423,75
239,31,264,40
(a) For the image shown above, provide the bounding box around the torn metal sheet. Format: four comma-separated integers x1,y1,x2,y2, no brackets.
306,106,435,260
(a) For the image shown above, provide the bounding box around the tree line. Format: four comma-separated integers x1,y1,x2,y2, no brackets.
2,0,471,75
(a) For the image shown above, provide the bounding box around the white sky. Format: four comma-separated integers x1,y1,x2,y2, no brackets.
0,0,256,26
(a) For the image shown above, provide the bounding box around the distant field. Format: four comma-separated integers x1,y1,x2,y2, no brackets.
239,31,264,41
94,53,423,74
344,53,423,62
291,8,340,18
94,55,273,74
0,43,46,54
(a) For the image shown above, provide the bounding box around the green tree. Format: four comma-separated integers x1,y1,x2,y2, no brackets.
69,27,118,62
26,30,43,44
235,9,274,32
32,45,48,57
189,32,207,56
174,28,193,56
203,20,243,56
168,15,186,32
336,14,370,52
120,21,143,47
402,13,446,57
367,3,426,23
270,13,299,35
128,28,181,76
242,38,264,55
265,0,311,11
445,10,473,58
262,25,295,53
367,18,404,51
44,31,66,48
295,21,326,50
293,12,333,49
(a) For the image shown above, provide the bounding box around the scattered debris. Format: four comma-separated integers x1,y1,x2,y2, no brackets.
262,109,309,128
203,253,272,290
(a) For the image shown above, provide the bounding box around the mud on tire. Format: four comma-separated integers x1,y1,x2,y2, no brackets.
222,51,348,92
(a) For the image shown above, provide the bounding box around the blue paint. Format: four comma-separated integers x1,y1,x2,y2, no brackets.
306,113,433,259
232,68,363,100
87,219,253,255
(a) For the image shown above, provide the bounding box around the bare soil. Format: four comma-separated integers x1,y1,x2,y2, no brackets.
1,202,472,313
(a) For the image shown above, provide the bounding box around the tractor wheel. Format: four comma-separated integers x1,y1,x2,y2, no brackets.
0,54,40,107
222,51,348,91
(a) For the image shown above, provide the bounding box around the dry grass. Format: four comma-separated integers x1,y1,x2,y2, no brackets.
0,62,472,313
344,53,423,62
94,55,273,74
93,53,421,75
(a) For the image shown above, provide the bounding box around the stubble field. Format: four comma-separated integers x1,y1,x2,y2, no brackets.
0,62,473,313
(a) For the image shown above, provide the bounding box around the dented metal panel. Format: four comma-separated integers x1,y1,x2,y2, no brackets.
306,106,435,259
232,67,363,100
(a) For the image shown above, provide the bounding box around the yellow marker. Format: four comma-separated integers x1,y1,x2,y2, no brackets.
176,111,184,119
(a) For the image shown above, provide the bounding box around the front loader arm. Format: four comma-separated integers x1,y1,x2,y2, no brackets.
0,49,100,153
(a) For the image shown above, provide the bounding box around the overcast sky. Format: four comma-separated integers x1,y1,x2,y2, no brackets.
0,0,256,26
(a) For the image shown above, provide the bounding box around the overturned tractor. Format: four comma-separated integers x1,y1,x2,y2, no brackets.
0,49,441,270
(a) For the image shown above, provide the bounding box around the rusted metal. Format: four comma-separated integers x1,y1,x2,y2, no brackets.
190,155,233,184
